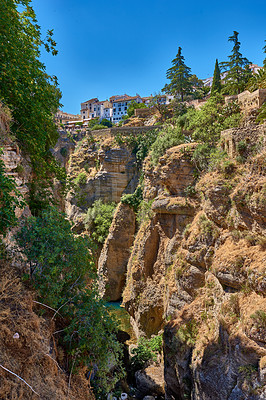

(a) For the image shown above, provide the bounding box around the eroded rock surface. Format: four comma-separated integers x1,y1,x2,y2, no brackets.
98,203,136,301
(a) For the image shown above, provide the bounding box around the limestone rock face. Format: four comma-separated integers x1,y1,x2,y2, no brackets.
121,134,266,399
164,274,266,400
98,203,136,301
135,363,164,398
123,144,199,337
65,136,139,227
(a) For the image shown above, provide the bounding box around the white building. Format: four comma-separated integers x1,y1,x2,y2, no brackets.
110,94,143,123
80,98,99,120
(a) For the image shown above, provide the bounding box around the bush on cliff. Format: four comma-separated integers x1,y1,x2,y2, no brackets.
16,207,124,394
84,199,116,244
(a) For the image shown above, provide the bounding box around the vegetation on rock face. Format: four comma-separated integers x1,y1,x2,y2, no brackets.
121,185,143,212
16,207,124,394
115,129,159,165
84,199,117,244
0,0,66,212
0,149,24,239
131,334,163,371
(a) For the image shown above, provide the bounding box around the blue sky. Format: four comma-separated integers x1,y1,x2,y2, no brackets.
31,0,266,114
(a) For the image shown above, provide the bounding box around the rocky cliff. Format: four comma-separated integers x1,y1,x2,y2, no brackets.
65,134,139,229
99,122,266,399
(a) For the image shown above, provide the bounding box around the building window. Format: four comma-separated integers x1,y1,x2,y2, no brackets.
118,108,121,111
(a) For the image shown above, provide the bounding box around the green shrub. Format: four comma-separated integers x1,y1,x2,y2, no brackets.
121,186,143,212
250,310,266,327
150,124,185,164
131,334,163,371
184,184,197,197
84,200,116,244
237,140,247,154
100,118,112,127
186,94,241,145
176,319,198,346
91,124,109,130
74,171,87,185
60,147,68,157
136,199,154,225
115,129,158,165
16,207,124,394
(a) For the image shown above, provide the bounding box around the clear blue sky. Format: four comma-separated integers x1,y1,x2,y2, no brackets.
31,0,266,114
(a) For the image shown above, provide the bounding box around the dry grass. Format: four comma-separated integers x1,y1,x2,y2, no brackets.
0,260,94,400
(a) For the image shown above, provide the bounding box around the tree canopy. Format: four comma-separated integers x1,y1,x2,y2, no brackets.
0,0,62,180
163,47,193,101
211,59,222,95
220,31,251,94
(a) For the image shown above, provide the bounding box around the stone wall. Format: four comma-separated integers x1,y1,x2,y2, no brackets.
225,89,266,112
221,122,266,158
134,107,156,118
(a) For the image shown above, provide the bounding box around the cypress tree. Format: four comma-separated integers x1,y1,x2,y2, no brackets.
211,59,222,95
220,31,251,94
163,47,193,101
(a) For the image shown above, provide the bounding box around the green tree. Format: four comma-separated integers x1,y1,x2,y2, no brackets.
211,59,222,95
189,74,209,99
0,0,63,197
220,31,251,94
124,101,147,118
248,41,266,91
16,207,124,394
84,200,116,244
186,93,241,145
163,47,193,101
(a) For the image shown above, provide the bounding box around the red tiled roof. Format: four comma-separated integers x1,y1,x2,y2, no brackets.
82,98,99,104
111,95,141,103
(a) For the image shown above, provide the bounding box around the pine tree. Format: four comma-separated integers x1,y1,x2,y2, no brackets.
163,47,193,101
220,31,251,94
211,59,222,95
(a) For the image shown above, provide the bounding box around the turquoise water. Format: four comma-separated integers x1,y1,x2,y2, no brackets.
106,302,136,344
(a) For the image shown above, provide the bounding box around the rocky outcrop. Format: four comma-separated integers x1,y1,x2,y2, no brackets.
65,136,139,227
98,203,136,301
118,133,266,398
123,144,199,337
164,273,266,400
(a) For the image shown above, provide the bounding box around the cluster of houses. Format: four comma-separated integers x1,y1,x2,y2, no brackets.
80,93,173,124
55,63,264,128
55,93,173,128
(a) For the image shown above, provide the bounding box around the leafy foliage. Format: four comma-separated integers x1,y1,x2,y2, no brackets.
84,200,116,244
0,0,66,213
16,207,124,393
100,118,113,127
124,101,147,118
131,334,163,371
185,93,241,145
163,47,193,101
220,31,252,94
211,59,222,95
74,171,87,186
121,185,143,212
0,149,24,236
150,124,185,164
0,0,61,170
115,129,159,165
